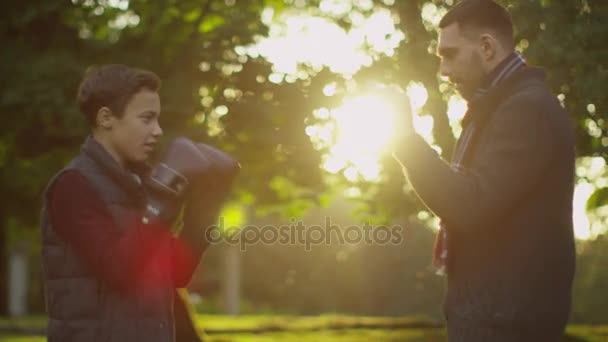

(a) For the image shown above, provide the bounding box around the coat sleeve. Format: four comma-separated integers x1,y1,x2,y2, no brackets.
169,187,224,287
393,93,558,231
169,219,211,288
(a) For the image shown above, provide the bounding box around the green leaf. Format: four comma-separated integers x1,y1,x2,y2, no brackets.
184,8,202,23
586,187,608,211
198,14,225,33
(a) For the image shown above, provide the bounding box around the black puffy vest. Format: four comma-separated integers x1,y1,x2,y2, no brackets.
40,136,175,342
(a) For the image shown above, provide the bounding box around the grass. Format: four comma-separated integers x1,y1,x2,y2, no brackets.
1,315,607,341
196,314,441,332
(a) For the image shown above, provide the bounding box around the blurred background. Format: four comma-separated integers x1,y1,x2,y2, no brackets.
1,0,607,340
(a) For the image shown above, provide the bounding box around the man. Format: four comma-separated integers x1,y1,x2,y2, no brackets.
40,64,229,341
391,1,576,340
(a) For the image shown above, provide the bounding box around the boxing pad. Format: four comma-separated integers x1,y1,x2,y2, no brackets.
142,137,215,224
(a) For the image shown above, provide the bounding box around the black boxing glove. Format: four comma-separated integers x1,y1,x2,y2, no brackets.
195,144,240,188
143,137,215,225
182,145,240,232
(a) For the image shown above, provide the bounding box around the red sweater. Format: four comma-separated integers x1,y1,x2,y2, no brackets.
48,170,199,291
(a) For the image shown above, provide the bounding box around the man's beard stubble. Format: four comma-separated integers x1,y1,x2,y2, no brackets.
457,51,486,102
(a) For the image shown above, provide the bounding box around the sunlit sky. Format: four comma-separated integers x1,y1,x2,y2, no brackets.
247,1,605,240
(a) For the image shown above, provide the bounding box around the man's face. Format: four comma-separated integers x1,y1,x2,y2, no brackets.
438,23,486,100
106,89,162,165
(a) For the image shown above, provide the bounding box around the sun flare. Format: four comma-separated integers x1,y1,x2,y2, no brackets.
311,84,433,182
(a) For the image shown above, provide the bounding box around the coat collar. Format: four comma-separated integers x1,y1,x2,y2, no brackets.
462,66,547,129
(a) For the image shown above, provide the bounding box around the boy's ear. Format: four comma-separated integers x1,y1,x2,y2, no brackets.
96,107,114,129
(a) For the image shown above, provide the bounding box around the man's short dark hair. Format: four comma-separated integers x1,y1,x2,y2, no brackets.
439,0,514,48
77,64,161,126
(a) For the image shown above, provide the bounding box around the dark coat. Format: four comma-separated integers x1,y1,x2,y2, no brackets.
396,66,576,341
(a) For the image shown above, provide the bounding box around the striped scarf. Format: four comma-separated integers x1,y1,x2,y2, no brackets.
433,52,527,276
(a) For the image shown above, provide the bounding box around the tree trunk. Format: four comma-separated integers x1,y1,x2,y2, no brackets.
397,0,456,158
0,210,7,315
8,245,28,317
222,243,241,315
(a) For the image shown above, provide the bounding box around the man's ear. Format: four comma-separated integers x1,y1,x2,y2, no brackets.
479,34,497,60
96,107,114,129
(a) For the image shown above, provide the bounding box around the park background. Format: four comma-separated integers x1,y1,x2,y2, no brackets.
1,0,607,340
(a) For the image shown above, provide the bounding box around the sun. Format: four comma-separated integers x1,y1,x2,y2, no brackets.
325,94,397,181
310,83,433,182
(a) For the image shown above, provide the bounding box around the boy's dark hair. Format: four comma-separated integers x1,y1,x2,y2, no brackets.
77,64,161,126
439,0,514,49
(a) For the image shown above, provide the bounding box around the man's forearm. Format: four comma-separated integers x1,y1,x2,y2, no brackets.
393,104,555,231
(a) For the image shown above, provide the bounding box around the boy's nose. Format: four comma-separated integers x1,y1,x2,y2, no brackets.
152,120,163,137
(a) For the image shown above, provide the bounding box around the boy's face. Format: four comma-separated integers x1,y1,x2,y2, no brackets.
102,89,162,166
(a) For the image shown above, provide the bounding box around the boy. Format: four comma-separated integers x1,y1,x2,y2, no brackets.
41,64,220,341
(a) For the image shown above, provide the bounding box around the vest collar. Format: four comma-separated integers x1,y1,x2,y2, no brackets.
80,135,148,199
